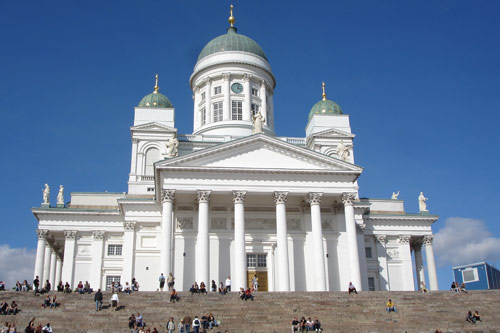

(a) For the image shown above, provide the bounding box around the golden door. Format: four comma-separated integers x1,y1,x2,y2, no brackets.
247,271,268,291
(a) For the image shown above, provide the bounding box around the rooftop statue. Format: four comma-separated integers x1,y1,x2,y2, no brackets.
57,185,64,205
418,192,428,212
42,184,50,204
336,140,350,161
391,191,400,200
252,112,265,134
166,137,179,158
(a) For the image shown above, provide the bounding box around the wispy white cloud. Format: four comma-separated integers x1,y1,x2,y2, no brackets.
434,217,500,267
0,245,35,289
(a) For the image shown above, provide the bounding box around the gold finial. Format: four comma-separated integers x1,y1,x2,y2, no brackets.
154,74,159,93
322,82,327,101
228,4,235,27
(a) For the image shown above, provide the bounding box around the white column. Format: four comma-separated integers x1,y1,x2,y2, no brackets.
122,222,136,285
129,139,138,181
34,229,48,280
399,235,415,290
49,250,57,290
196,190,211,286
242,74,251,121
260,80,267,124
268,244,276,292
357,225,369,291
308,192,327,291
42,244,52,285
193,85,200,130
61,231,77,287
274,191,290,291
91,231,105,289
160,190,175,279
423,235,439,291
55,257,62,287
342,193,362,290
223,73,231,121
233,190,247,290
375,235,390,291
206,77,212,124
413,241,426,290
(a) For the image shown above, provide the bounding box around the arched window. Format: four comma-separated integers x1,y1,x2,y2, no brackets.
144,148,160,175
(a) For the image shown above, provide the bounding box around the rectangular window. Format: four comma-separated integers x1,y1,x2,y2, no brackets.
251,103,260,116
214,86,222,95
147,187,155,192
201,107,206,125
365,247,372,259
231,101,242,120
257,254,267,268
251,88,259,96
368,277,376,291
107,244,123,256
462,268,479,283
247,254,256,268
105,276,121,291
201,92,206,101
213,102,223,122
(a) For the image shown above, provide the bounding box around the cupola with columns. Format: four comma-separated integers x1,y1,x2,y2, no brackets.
190,5,276,137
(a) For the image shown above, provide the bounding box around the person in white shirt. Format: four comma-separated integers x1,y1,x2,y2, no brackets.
192,316,201,333
225,276,232,292
111,292,119,311
42,323,53,333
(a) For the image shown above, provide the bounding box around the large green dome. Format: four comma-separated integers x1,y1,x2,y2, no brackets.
198,27,267,62
308,99,343,120
138,91,173,108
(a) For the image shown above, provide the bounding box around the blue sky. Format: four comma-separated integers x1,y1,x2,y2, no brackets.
1,0,499,290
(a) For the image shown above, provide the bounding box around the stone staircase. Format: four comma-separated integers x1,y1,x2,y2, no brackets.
1,290,499,332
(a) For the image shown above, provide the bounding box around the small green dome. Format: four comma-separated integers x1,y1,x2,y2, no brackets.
308,99,343,120
198,27,267,62
138,91,173,108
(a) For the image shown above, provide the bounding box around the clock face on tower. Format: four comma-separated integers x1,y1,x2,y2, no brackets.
231,83,243,93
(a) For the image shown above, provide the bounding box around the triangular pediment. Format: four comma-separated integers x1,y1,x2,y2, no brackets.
157,134,362,173
311,128,355,139
131,122,177,133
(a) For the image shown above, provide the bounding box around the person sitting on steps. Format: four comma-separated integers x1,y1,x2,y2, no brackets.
348,282,358,294
170,289,180,303
460,282,468,294
291,317,300,332
239,287,245,300
473,311,481,322
244,288,254,301
219,282,226,295
466,310,475,324
420,281,428,293
199,282,207,294
386,299,397,313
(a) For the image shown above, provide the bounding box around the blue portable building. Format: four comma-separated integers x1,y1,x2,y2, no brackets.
452,262,500,290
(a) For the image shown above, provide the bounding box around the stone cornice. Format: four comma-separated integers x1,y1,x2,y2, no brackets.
156,134,363,173
363,214,439,222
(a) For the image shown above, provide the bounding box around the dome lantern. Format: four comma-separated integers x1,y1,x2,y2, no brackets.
308,82,343,120
138,74,173,108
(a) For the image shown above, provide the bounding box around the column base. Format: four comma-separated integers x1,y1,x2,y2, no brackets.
41,203,50,208
56,204,65,208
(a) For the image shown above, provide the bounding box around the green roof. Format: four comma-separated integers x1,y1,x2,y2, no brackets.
198,27,267,62
138,91,173,108
308,99,343,120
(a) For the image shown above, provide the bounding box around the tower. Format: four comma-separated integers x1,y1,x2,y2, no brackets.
190,5,276,136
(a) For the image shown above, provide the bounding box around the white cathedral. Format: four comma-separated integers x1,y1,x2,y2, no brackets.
32,7,439,293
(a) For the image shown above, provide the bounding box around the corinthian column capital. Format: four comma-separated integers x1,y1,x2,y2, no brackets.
423,235,434,245
37,229,49,240
273,191,288,204
307,192,323,206
161,189,176,203
197,190,212,203
232,190,247,204
341,192,357,206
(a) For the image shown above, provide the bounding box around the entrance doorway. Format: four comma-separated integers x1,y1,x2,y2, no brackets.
247,271,268,291
246,253,268,291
